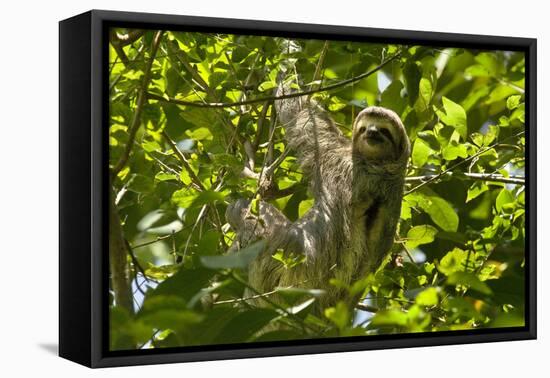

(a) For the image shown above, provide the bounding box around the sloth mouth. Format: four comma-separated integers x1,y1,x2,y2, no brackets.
365,130,386,145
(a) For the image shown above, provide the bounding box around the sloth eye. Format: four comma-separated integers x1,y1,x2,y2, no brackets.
358,126,367,134
379,128,393,142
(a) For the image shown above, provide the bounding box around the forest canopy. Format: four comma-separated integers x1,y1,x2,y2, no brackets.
108,28,526,350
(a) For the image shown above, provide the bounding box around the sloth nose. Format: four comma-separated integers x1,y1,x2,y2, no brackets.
366,126,380,138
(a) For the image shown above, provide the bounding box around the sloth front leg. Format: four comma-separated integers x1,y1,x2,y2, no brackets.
226,199,295,251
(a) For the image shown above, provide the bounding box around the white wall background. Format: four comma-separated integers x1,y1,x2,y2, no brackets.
0,0,546,376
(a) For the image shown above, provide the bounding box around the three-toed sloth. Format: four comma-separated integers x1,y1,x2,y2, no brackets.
227,88,411,309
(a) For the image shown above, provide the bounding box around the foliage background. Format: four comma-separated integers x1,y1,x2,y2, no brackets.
108,28,526,350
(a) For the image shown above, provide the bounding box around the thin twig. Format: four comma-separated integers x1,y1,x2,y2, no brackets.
406,172,525,185
125,239,150,283
111,31,164,177
355,303,380,313
111,43,129,67
161,130,205,191
161,129,225,239
230,272,318,333
307,40,329,101
252,101,272,152
405,131,525,195
110,30,146,47
131,235,173,249
213,286,287,305
109,185,134,314
146,51,401,109
167,41,247,149
109,30,146,69
401,243,416,264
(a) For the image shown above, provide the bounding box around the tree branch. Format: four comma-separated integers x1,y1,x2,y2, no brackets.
111,30,164,177
406,172,525,185
213,286,287,306
131,234,173,249
109,30,146,68
229,272,318,333
355,303,380,313
146,51,401,109
161,130,205,191
109,186,134,314
405,131,525,195
111,43,129,67
167,42,249,151
307,40,329,100
110,30,146,47
252,101,272,152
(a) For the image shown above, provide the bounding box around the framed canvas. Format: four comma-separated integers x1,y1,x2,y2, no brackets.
59,10,537,368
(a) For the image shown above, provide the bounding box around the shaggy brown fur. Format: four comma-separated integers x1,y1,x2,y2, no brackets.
226,89,410,310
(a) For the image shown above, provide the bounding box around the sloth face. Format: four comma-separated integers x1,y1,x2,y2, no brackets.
352,107,407,161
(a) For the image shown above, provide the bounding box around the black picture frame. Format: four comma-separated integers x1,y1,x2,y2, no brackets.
59,9,537,368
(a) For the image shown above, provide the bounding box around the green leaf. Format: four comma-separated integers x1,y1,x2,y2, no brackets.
197,230,221,255
417,77,433,111
179,108,217,131
490,311,525,328
435,97,468,140
464,64,491,78
415,287,439,306
142,140,162,152
438,248,468,276
231,46,251,63
400,200,412,220
208,71,227,89
144,263,179,280
138,295,204,330
324,301,350,330
471,125,499,146
380,81,406,115
136,209,166,231
446,271,492,295
442,142,468,161
298,199,314,217
213,308,280,343
200,240,266,269
171,190,226,209
258,81,277,92
211,153,242,170
405,225,438,249
110,306,152,350
466,182,489,203
486,85,517,105
511,103,525,123
417,130,440,150
424,195,459,232
171,190,197,208
412,139,433,167
147,268,215,304
474,52,501,76
403,62,422,105
442,297,483,321
179,169,192,185
252,329,302,342
506,95,522,110
287,298,316,315
370,309,408,327
155,172,178,182
276,287,326,300
128,174,154,194
186,127,213,141
496,189,514,212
